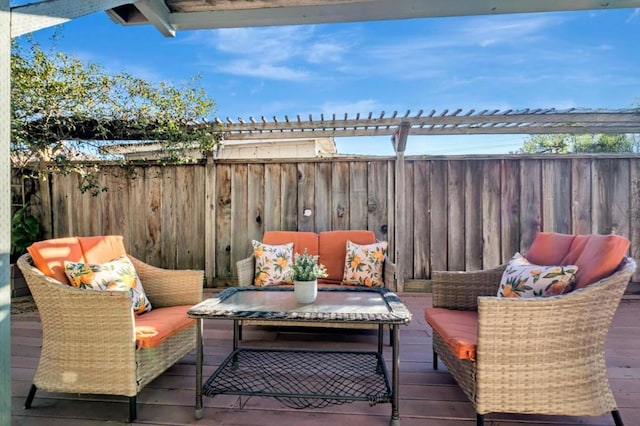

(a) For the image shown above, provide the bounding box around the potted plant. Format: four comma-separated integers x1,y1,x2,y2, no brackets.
290,250,328,304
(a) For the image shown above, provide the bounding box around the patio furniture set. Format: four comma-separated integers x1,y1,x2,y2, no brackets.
17,230,635,425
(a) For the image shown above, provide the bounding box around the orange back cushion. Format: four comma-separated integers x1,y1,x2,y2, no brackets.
569,234,630,289
27,237,85,284
318,230,376,282
559,234,591,265
525,232,575,265
263,231,319,257
79,235,127,264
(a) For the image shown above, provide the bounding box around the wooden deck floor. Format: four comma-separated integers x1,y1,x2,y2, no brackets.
10,293,640,425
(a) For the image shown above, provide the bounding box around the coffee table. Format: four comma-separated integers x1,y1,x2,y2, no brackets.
187,286,412,426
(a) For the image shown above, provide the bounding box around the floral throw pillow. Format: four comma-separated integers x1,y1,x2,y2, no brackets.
64,256,152,315
342,240,388,287
252,240,293,287
497,252,578,298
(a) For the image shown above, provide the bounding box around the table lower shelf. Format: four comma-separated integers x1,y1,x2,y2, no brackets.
203,348,392,409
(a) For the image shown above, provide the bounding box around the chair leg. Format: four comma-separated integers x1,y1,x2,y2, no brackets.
476,413,484,426
612,410,624,426
433,350,438,370
129,396,137,422
24,384,37,409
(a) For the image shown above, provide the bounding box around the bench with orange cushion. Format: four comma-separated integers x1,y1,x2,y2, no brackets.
20,235,203,422
234,230,396,333
256,229,391,285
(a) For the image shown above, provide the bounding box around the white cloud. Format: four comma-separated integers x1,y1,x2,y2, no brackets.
626,8,640,22
186,26,351,80
305,41,348,64
459,14,566,47
216,60,309,80
318,99,381,116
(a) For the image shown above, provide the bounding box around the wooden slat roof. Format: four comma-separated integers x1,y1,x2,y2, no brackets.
215,108,640,140
105,0,640,36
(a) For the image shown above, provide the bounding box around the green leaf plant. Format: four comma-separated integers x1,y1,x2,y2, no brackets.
11,204,41,263
291,250,328,282
11,33,224,195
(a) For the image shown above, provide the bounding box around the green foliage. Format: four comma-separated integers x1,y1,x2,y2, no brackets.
291,250,328,281
521,134,571,154
10,35,222,193
520,134,637,154
11,204,41,261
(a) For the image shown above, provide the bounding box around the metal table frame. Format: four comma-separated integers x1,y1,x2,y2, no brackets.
188,287,411,426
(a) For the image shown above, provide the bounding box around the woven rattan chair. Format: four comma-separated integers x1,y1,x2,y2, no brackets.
429,256,636,426
17,253,203,422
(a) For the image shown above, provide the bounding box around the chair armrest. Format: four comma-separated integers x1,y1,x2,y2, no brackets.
236,256,255,287
383,258,396,289
431,264,506,310
475,281,623,383
128,256,203,307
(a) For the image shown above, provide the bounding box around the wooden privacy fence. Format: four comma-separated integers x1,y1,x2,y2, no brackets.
25,154,640,289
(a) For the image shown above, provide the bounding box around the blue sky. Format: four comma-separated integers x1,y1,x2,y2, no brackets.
15,6,640,156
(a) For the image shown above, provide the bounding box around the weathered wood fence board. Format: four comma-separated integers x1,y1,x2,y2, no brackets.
500,159,520,262
447,160,464,271
23,155,640,287
413,161,430,278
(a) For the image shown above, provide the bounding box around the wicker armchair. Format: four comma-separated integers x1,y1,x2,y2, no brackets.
17,253,204,422
428,256,636,426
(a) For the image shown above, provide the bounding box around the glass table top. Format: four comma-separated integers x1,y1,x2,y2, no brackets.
188,287,411,324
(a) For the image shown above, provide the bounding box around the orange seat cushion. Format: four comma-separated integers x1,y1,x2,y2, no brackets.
134,305,195,349
425,307,478,361
79,235,127,264
263,231,319,257
525,232,575,265
568,234,630,289
318,230,376,283
27,237,85,284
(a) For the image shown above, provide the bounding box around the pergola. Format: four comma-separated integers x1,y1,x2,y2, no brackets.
2,1,640,422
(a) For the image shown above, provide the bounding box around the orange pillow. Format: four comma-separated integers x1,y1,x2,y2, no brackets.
263,231,319,257
571,234,630,289
560,234,591,265
27,237,85,284
525,232,575,265
318,230,376,283
79,235,127,264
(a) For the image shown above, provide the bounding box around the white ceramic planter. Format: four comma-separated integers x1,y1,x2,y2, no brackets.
293,279,318,304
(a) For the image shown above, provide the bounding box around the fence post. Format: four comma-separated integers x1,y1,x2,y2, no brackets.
393,122,411,292
204,153,217,287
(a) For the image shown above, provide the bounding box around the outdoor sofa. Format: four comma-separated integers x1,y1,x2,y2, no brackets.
17,235,203,422
424,232,635,426
236,230,395,331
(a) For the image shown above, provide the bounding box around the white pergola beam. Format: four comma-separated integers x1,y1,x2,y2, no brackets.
11,0,133,38
162,0,640,31
134,0,176,37
1,1,10,424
